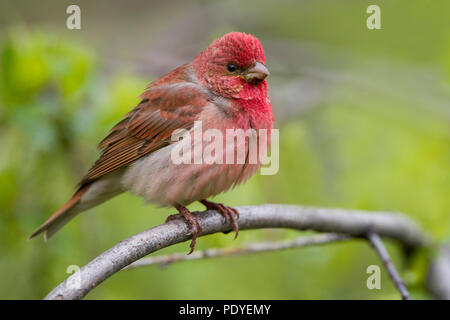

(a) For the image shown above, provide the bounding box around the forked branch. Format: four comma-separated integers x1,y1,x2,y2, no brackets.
45,204,429,300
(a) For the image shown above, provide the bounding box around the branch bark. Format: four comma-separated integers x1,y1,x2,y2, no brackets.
367,232,411,300
44,204,429,300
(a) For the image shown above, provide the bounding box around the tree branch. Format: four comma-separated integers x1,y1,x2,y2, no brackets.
124,233,351,269
44,204,429,300
367,232,411,300
427,245,450,300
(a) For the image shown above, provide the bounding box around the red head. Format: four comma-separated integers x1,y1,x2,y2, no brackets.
192,32,269,101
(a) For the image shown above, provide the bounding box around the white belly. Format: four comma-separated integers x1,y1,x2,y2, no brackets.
121,134,258,207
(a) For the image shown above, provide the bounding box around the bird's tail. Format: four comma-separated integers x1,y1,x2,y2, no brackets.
28,184,91,241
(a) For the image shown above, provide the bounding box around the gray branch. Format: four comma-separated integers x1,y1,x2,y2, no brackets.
45,204,429,300
427,245,450,299
125,233,351,269
367,232,411,300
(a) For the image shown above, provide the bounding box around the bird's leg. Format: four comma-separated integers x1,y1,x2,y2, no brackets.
200,199,239,239
166,203,202,254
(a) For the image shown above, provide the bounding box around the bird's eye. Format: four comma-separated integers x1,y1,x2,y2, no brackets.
227,63,237,73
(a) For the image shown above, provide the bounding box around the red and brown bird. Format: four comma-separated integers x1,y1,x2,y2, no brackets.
29,32,273,253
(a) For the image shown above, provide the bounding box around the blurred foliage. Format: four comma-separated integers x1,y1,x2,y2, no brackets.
0,0,449,299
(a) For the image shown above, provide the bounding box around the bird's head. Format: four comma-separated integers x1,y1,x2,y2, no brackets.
192,32,269,100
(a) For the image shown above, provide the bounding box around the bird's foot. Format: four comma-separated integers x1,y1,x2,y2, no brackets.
166,204,202,254
200,199,239,239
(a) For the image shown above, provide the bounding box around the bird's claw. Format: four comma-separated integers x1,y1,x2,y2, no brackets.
200,200,239,239
168,204,203,254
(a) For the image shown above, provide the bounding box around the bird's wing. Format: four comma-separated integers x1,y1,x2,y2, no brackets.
78,81,209,187
28,68,210,240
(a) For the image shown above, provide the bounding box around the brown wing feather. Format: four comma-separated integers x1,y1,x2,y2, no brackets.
78,78,208,186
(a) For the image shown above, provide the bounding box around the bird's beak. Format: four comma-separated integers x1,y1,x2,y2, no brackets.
244,62,269,83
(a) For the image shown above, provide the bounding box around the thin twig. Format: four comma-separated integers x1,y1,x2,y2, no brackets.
125,233,351,269
367,232,411,300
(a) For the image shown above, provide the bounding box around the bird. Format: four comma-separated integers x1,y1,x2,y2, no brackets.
29,32,273,253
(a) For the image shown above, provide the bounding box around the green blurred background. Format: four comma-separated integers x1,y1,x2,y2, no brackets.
0,0,449,299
